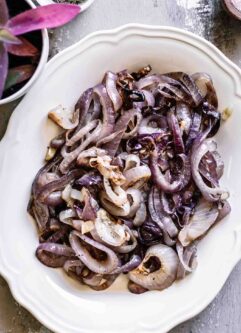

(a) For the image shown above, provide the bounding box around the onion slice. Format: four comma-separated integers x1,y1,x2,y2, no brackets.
191,138,229,202
128,244,178,290
178,199,219,246
69,231,119,274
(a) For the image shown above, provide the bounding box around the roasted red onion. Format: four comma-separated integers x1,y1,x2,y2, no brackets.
104,71,123,112
29,66,230,293
36,243,74,268
128,244,178,290
69,231,119,274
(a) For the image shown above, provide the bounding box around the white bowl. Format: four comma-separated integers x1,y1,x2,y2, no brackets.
0,0,49,106
0,24,241,333
36,0,96,12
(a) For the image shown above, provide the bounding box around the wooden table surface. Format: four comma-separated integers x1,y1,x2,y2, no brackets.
0,0,241,332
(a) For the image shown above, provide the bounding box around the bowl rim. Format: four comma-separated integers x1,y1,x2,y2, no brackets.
35,0,96,12
0,0,49,106
0,23,241,333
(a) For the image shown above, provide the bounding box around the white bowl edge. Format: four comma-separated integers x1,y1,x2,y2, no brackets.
36,0,96,12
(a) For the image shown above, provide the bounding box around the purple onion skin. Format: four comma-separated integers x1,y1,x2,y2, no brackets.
75,172,102,187
36,169,83,203
36,243,74,268
74,88,93,131
128,281,148,294
167,109,185,154
185,112,202,151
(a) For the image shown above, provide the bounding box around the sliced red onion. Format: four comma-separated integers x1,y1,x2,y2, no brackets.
63,259,84,282
133,90,155,109
191,138,229,201
63,186,98,221
178,199,219,246
125,188,146,226
122,112,143,139
167,109,185,154
157,80,192,104
135,74,177,90
37,169,83,203
44,191,64,207
138,220,162,246
123,153,140,170
45,224,69,244
103,178,127,206
133,199,147,227
74,88,93,131
32,155,61,197
101,109,141,156
192,72,218,107
104,71,123,111
93,84,115,141
83,273,118,291
66,119,99,147
176,103,192,135
160,192,174,215
49,133,65,149
123,165,151,189
69,231,119,274
128,244,178,290
75,172,102,187
128,281,148,294
185,112,202,150
213,151,224,179
30,66,230,294
76,147,106,166
93,209,128,247
36,243,74,268
217,200,231,222
48,105,79,130
100,191,130,217
148,187,178,239
150,149,191,193
111,255,141,274
31,200,49,232
37,172,59,188
143,90,155,106
59,208,77,226
114,226,137,253
89,155,125,186
138,115,166,135
83,272,103,287
126,188,142,218
64,259,84,274
176,242,197,279
82,188,98,221
167,72,203,106
199,151,219,187
59,121,102,174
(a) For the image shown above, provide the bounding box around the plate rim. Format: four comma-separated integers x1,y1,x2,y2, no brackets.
0,23,241,333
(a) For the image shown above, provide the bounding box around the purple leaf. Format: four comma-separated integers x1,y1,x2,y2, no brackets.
4,64,35,91
0,29,21,44
6,37,39,57
0,0,9,26
0,43,8,98
7,4,80,36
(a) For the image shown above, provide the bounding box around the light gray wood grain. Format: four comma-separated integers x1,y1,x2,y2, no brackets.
0,0,241,332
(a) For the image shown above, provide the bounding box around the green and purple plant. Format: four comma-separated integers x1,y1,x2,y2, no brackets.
0,0,80,99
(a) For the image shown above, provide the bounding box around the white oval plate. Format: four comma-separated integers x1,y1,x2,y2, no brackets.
0,24,241,333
